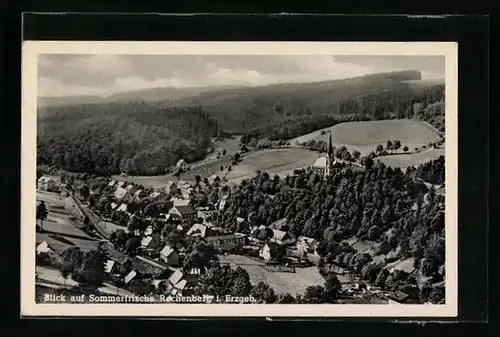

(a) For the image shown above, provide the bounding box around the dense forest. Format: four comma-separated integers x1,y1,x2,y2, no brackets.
213,158,445,295
37,103,216,175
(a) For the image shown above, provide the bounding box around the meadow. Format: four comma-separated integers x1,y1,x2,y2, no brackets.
291,119,441,156
219,254,325,295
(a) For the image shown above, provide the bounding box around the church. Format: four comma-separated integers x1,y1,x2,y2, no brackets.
311,132,342,178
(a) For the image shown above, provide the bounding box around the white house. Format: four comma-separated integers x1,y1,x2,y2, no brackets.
108,180,117,187
168,269,198,296
125,184,137,195
116,203,129,213
38,176,56,191
176,159,188,171
271,229,296,246
159,244,179,266
296,236,318,254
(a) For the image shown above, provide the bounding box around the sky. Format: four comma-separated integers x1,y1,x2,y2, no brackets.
38,55,445,97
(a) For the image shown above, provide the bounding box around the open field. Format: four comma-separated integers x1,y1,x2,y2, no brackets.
225,148,319,184
291,119,441,156
220,254,325,295
375,147,444,168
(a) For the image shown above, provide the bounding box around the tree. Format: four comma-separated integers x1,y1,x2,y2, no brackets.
277,293,295,304
110,229,128,248
183,240,218,272
368,225,382,241
36,201,48,232
128,279,155,295
324,275,341,302
393,140,401,151
352,150,361,160
386,140,393,149
195,175,202,185
251,281,277,303
403,146,409,152
375,269,389,289
222,148,227,156
429,286,445,304
125,237,141,256
303,285,325,304
234,153,241,162
376,144,383,153
60,261,74,285
361,156,374,169
73,249,106,290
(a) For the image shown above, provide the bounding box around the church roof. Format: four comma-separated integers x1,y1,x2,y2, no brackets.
313,156,328,168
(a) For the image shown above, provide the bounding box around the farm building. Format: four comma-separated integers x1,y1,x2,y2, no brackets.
130,255,172,279
186,223,212,238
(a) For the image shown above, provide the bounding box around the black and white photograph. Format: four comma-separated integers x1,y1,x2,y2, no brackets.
21,41,458,317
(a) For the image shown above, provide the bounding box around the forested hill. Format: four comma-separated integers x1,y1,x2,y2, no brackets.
37,70,444,176
37,103,216,175
168,70,444,135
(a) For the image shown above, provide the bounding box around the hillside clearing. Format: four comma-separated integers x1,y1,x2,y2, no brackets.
225,148,319,184
375,147,444,168
291,119,440,156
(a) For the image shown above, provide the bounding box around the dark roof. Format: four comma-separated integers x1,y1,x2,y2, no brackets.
387,291,410,302
131,255,169,277
174,205,196,215
105,248,129,264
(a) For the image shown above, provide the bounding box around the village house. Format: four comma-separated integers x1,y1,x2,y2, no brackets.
217,195,228,211
149,191,162,200
176,159,188,171
167,269,198,296
159,244,180,266
129,255,172,279
208,174,221,185
114,187,129,200
197,208,215,225
186,223,212,238
104,248,129,275
296,236,319,255
37,176,56,192
259,242,282,262
116,203,129,214
108,180,117,187
116,181,127,189
125,184,137,195
204,233,247,250
271,229,296,246
110,202,118,210
169,205,197,221
140,232,162,251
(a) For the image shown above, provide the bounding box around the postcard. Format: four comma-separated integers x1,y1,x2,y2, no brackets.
21,41,457,317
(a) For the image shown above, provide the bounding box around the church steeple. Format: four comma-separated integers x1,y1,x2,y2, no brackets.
326,131,334,177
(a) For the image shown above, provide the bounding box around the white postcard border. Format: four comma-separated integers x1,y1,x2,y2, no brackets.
21,41,458,317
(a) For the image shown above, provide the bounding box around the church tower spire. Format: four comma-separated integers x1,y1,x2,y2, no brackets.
326,131,334,177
